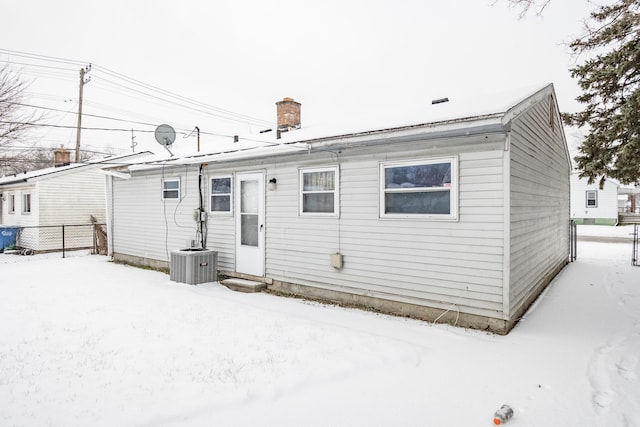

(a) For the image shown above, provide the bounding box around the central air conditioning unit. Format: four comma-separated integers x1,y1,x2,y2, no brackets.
170,249,218,285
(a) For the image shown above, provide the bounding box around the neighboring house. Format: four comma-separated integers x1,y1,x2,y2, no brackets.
570,172,640,225
0,150,150,252
105,84,571,334
570,172,620,225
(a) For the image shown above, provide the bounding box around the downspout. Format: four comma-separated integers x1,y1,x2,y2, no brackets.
198,163,206,249
104,174,113,257
502,132,512,320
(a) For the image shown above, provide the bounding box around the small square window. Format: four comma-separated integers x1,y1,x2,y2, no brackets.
210,176,232,213
586,190,597,208
163,178,180,200
299,167,338,215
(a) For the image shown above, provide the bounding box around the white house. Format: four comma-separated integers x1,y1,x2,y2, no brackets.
570,172,621,225
570,172,640,225
105,84,571,334
0,150,150,252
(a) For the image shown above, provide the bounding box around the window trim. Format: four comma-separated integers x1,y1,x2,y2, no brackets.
22,193,32,214
299,166,339,217
162,178,180,200
586,190,598,208
209,175,233,215
8,194,15,214
379,157,458,221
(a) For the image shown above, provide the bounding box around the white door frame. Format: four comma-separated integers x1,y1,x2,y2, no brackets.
235,172,265,276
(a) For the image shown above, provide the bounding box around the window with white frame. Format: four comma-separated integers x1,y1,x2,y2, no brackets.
586,190,597,208
299,166,339,215
22,193,32,214
8,194,15,214
162,178,180,200
380,157,458,219
210,176,232,213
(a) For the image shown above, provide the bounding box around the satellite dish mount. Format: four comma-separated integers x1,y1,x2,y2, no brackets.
155,124,176,155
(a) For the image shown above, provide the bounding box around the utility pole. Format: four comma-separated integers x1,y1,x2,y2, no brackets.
75,64,91,163
131,128,137,152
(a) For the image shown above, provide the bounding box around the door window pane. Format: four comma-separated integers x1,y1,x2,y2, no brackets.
241,214,259,246
241,180,258,214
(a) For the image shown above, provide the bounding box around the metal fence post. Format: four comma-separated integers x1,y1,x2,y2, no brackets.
569,220,577,262
633,224,638,267
62,224,65,259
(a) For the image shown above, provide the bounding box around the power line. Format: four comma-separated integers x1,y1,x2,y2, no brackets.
1,48,276,129
0,48,88,67
91,65,275,127
8,101,159,127
0,119,154,134
1,99,277,143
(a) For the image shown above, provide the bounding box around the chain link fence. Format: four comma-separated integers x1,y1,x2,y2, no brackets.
13,223,107,257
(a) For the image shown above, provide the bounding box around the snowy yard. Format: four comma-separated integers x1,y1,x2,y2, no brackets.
1,225,639,426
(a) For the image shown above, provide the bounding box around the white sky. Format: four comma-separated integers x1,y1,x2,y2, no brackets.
3,0,592,156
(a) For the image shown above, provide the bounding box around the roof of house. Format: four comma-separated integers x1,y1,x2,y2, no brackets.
0,151,152,186
109,83,562,171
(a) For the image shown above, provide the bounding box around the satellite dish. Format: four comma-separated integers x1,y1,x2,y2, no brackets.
155,124,176,147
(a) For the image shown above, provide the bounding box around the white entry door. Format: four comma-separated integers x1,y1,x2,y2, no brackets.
235,172,265,276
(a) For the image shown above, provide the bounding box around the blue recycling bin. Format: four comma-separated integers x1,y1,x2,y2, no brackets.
0,226,19,252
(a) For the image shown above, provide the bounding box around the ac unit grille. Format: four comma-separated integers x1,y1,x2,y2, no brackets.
170,249,218,285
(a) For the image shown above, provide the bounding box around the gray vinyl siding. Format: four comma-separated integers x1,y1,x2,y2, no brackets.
508,99,570,316
111,168,202,263
106,86,571,330
264,144,507,318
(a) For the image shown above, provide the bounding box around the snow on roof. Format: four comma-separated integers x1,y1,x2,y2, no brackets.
276,82,553,144
0,151,152,185
116,83,555,170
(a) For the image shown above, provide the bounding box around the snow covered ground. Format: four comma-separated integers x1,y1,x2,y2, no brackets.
1,225,639,426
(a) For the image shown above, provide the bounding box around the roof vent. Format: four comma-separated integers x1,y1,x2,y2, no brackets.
431,97,449,105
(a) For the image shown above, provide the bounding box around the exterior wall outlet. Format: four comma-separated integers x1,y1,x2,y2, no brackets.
330,252,343,269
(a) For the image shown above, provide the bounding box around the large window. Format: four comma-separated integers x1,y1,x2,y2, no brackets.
586,190,597,208
380,157,458,220
162,178,180,200
22,193,31,214
299,166,338,215
210,176,232,213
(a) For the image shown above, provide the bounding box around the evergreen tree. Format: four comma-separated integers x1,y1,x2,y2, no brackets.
565,0,640,187
506,0,640,186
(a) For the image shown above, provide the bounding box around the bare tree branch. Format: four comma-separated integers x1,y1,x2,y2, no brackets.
494,0,553,18
0,64,43,146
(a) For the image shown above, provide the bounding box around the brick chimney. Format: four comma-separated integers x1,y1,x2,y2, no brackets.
276,97,301,134
54,147,71,167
